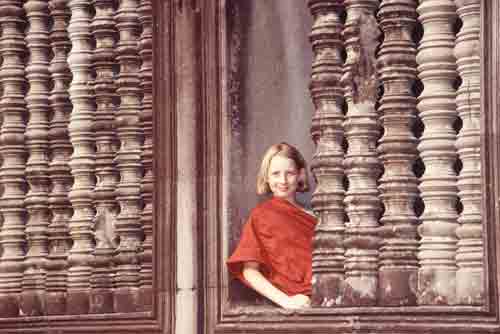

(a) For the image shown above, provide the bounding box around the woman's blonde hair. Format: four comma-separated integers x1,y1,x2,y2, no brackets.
256,142,310,195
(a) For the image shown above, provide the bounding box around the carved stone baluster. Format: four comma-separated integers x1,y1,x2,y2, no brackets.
341,0,381,306
67,0,96,314
416,0,458,305
114,0,143,313
308,0,347,307
90,0,119,314
21,0,51,316
138,0,153,311
377,0,419,306
454,0,482,305
46,0,73,316
0,0,27,317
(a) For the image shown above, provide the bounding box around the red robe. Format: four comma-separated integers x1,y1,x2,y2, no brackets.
227,197,317,296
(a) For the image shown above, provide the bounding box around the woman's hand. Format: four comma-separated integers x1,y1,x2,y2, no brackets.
283,294,311,309
242,262,311,309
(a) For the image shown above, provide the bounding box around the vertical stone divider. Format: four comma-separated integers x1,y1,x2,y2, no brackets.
416,0,458,305
67,0,96,314
308,0,347,307
454,0,483,305
21,0,51,316
114,0,143,313
341,0,382,306
138,0,153,311
377,0,419,306
46,0,73,316
0,0,27,317
90,0,119,314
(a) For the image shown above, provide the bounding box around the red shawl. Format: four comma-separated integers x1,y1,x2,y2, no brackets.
227,197,317,296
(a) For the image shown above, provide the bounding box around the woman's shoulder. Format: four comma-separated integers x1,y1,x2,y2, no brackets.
251,197,317,219
249,198,276,217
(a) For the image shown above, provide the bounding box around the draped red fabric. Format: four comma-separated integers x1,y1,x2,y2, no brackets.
227,197,317,296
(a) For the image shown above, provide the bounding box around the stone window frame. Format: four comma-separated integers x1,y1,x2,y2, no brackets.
0,1,172,333
196,0,500,333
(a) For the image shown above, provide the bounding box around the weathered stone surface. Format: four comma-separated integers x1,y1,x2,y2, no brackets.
46,0,72,316
308,0,347,307
90,0,119,314
416,0,459,305
0,0,27,318
341,0,381,306
21,0,51,317
138,0,154,312
67,0,96,314
377,0,419,306
454,0,483,305
114,0,143,313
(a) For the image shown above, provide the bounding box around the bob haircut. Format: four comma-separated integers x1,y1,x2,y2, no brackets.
256,142,310,195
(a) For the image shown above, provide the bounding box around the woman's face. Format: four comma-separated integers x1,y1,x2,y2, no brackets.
267,155,303,202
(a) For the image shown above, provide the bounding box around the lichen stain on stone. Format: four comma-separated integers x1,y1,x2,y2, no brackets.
341,12,381,105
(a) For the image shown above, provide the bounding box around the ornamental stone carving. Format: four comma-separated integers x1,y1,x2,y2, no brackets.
416,0,459,305
0,0,28,318
47,0,73,316
114,0,143,313
341,0,382,306
139,0,154,311
454,0,483,305
91,0,119,314
377,0,419,306
308,0,347,307
67,0,97,314
22,0,51,317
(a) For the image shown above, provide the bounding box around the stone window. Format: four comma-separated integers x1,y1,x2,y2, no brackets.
196,0,500,333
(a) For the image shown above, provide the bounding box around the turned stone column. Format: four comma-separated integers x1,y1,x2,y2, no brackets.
341,0,381,306
90,0,119,314
67,0,96,314
416,0,459,305
46,0,73,316
377,0,419,306
21,0,51,316
138,0,154,311
454,0,483,305
0,0,27,317
308,0,347,307
114,0,143,313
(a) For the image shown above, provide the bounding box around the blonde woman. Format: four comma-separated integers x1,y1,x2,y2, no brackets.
227,142,316,309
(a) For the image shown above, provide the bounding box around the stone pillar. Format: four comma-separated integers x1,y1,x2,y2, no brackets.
90,0,119,314
67,0,96,314
377,0,419,306
175,1,200,333
416,0,458,305
21,0,51,316
138,0,154,311
454,0,483,305
114,0,143,313
0,0,27,318
46,0,72,316
341,0,382,306
308,0,347,307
